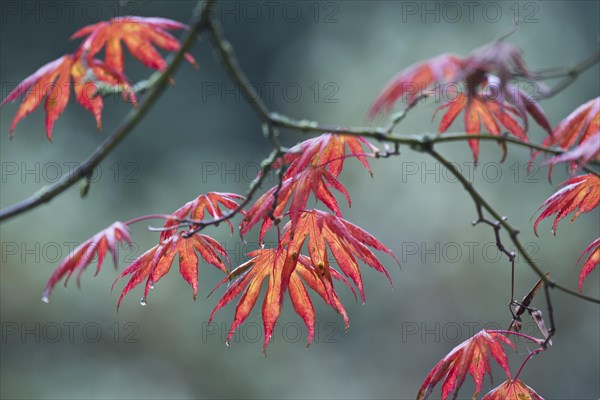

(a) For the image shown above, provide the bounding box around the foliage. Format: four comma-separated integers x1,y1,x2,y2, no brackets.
1,5,599,399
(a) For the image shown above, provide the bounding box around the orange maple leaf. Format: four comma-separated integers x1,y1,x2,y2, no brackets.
42,221,132,302
436,74,551,162
534,174,600,236
1,52,134,140
212,209,396,352
540,98,600,173
417,330,515,400
280,210,398,303
549,132,600,167
208,247,352,352
160,192,245,241
240,134,378,239
72,16,197,73
114,232,229,308
369,41,546,121
577,237,600,292
482,379,544,400
280,133,378,178
544,97,599,152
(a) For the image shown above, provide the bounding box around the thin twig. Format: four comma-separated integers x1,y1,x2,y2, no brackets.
426,147,599,304
529,50,600,81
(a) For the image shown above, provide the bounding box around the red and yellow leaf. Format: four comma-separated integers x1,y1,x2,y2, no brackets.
437,91,524,163
280,210,398,303
417,330,515,400
369,54,464,117
482,379,544,400
435,72,551,162
369,40,548,128
42,221,132,302
240,134,378,239
160,192,245,241
114,232,229,308
211,209,396,352
1,52,134,139
280,133,378,178
577,237,600,292
533,97,599,174
208,248,351,353
534,174,600,235
72,16,196,73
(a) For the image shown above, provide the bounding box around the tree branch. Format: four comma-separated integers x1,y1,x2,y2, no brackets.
202,19,599,304
426,147,599,304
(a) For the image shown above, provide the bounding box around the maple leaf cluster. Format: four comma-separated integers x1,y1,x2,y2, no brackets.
1,16,196,140
369,40,552,162
371,40,599,292
43,134,398,353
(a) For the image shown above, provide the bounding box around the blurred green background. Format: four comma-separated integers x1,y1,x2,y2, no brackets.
1,1,599,399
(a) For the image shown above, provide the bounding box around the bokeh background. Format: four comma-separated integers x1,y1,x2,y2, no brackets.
1,1,599,399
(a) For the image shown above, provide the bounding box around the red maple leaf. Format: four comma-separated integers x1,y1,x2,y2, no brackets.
577,237,600,292
534,97,599,174
72,16,197,73
280,209,397,303
42,221,132,302
1,51,134,140
482,379,544,400
369,40,545,120
417,330,515,400
544,97,599,151
533,174,600,236
549,132,600,167
240,134,378,239
280,133,378,178
160,192,245,241
369,53,464,118
211,209,396,352
114,232,229,308
436,74,551,162
208,248,352,352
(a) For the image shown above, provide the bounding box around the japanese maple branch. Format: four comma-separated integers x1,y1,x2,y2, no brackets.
530,50,600,99
269,116,600,173
94,72,162,98
207,19,271,121
425,147,599,304
0,0,215,223
207,17,599,174
204,18,599,304
528,50,600,81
